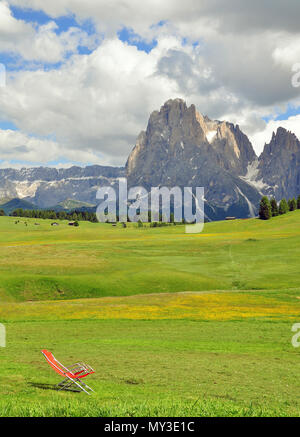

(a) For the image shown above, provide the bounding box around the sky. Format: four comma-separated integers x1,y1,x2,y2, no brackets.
1,0,300,169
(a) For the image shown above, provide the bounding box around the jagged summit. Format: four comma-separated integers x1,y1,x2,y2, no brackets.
264,127,300,154
126,98,300,219
1,99,300,221
126,98,260,220
256,126,300,199
127,98,256,179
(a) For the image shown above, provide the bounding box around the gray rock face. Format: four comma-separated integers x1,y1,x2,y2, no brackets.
0,165,125,208
126,99,260,220
1,99,300,220
256,127,300,200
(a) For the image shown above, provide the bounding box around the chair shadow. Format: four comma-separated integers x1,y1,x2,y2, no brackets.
29,382,80,393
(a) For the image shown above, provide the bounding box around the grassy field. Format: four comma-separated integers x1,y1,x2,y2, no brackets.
1,212,300,301
0,213,300,416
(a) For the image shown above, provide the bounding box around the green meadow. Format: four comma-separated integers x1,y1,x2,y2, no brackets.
0,213,300,416
1,212,300,301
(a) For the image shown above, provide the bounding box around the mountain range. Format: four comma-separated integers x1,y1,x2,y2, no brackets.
0,165,124,211
1,98,299,220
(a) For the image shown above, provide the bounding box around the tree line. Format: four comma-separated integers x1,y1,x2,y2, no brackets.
259,195,300,220
9,208,98,222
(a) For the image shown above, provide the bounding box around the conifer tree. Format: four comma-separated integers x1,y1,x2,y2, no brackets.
270,198,279,217
288,198,297,211
279,198,288,215
259,196,272,220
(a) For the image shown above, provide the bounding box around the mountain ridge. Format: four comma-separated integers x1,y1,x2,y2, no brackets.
126,99,300,219
1,98,299,220
126,99,261,219
0,165,125,209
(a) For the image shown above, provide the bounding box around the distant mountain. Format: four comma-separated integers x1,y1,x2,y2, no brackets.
1,99,300,221
0,165,125,209
0,197,97,215
126,99,260,220
255,127,300,200
0,198,36,215
126,99,300,220
52,199,96,211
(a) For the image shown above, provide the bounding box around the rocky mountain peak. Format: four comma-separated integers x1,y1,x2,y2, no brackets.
126,99,209,183
2,99,300,222
126,98,261,220
127,98,257,184
146,98,207,142
256,127,300,199
264,127,300,155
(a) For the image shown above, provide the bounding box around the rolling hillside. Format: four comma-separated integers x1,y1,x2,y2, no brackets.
52,199,96,210
0,198,36,215
0,211,300,302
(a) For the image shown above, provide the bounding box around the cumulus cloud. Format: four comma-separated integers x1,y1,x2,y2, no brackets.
1,1,300,166
0,37,184,166
0,128,60,162
0,128,112,166
0,1,96,62
7,0,300,36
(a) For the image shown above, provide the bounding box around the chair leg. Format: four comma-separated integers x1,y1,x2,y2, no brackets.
71,378,91,395
77,379,94,392
56,378,82,393
57,377,68,387
56,376,93,395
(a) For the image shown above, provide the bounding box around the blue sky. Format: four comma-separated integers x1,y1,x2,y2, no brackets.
118,27,157,54
10,5,94,35
263,105,300,123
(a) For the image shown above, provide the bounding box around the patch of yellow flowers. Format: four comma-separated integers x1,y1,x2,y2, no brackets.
1,291,299,322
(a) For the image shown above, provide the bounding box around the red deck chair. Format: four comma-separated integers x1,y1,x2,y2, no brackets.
41,350,95,395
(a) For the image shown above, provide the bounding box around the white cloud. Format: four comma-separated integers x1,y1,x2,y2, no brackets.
7,0,300,37
272,35,300,68
1,1,300,166
0,128,59,162
0,1,96,62
0,0,28,33
0,37,182,166
0,128,111,166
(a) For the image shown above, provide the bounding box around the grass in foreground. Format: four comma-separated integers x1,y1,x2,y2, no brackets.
0,291,300,417
0,213,300,416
